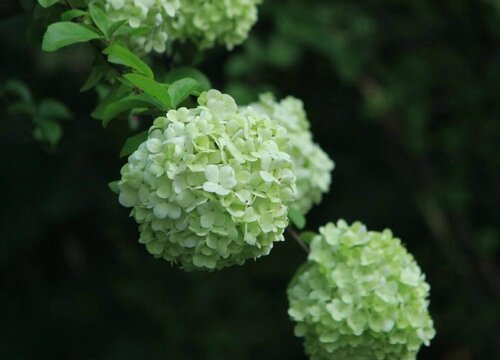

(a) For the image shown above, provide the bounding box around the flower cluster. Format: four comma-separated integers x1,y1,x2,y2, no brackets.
118,90,296,271
105,0,181,53
249,94,334,215
104,0,261,53
171,0,262,50
287,220,436,360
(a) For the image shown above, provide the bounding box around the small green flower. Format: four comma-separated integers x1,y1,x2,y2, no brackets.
118,90,296,271
203,165,237,196
287,220,436,360
248,94,334,215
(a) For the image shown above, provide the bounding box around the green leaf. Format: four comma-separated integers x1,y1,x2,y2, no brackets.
42,22,103,52
38,99,73,120
107,20,128,36
165,67,211,92
123,73,170,107
38,0,60,8
91,82,130,120
80,63,108,92
120,131,148,158
9,101,37,116
61,9,87,22
102,94,166,127
103,44,153,78
34,119,62,146
2,79,32,102
288,207,306,229
300,231,317,245
167,78,199,108
88,3,109,36
114,25,149,38
28,4,62,44
108,180,120,194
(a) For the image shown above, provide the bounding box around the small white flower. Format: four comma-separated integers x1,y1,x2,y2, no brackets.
203,165,237,196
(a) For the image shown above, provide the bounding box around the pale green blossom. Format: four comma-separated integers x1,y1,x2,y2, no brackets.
171,0,262,49
103,0,261,53
105,0,181,53
287,220,436,360
249,94,334,214
203,164,237,196
118,90,296,270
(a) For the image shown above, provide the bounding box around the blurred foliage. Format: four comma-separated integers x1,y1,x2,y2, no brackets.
0,0,499,359
1,79,72,148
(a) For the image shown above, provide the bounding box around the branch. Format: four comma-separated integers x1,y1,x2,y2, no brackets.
286,227,309,254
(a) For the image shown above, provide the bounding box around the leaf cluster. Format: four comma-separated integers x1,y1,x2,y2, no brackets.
35,0,211,157
1,79,72,148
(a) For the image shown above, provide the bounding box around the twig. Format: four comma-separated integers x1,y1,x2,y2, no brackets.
286,227,309,254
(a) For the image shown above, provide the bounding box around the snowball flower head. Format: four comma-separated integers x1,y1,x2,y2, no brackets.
105,0,181,53
171,0,262,49
103,0,261,53
249,94,334,215
287,220,436,360
118,90,296,271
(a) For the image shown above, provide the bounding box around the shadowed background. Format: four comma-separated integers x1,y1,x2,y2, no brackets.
1,0,499,359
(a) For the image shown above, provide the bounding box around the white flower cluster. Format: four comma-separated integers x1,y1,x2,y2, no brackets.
249,94,334,215
288,220,436,360
171,0,261,50
105,0,181,53
104,0,261,53
118,90,296,270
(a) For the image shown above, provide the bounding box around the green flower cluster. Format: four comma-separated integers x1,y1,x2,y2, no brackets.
118,90,296,271
105,0,181,53
104,0,261,53
287,220,436,360
171,0,262,50
249,94,334,215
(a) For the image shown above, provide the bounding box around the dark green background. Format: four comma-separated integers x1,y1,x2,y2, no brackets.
1,0,499,359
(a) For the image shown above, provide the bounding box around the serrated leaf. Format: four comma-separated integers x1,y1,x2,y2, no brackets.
88,3,109,36
61,9,87,22
120,131,148,158
167,78,199,108
38,99,73,120
123,73,170,107
288,207,306,229
108,180,120,194
38,0,60,8
103,44,153,78
42,22,103,52
165,67,211,92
